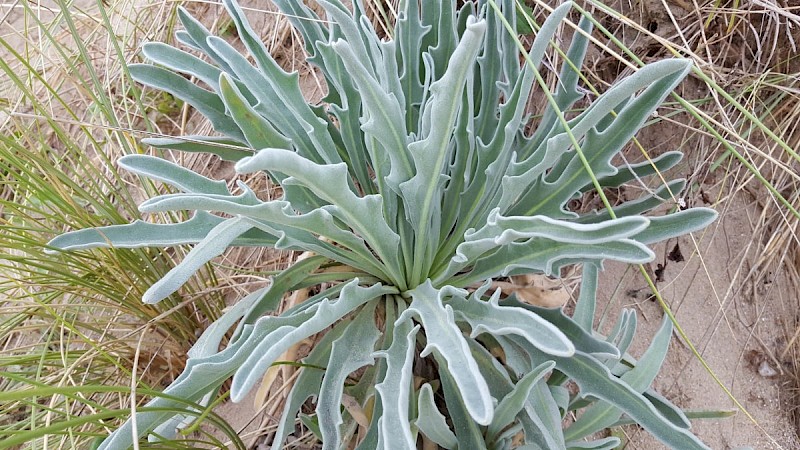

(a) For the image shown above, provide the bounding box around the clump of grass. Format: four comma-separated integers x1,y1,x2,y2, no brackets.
0,0,247,447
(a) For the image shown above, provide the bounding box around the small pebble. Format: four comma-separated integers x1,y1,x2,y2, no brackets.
758,360,778,377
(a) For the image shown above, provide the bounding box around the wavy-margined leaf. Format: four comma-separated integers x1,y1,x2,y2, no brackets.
270,316,352,450
491,336,565,449
415,383,457,450
499,16,593,212
175,6,236,75
565,316,673,441
331,39,414,188
136,183,337,247
488,361,555,440
188,287,269,359
499,297,619,358
434,63,535,270
526,381,567,448
511,59,693,217
395,0,427,128
141,136,253,162
400,17,486,285
137,189,384,275
575,179,687,224
230,281,394,402
314,39,375,193
147,286,271,440
602,310,638,371
118,154,230,195
455,62,535,226
449,284,574,357
374,314,419,450
97,280,389,450
574,263,599,332
586,151,684,190
442,210,649,279
239,255,328,328
318,303,381,450
517,11,592,162
129,64,244,141
270,0,326,67
511,337,711,450
46,212,275,251
201,35,324,165
142,217,253,304
453,236,653,286
401,281,493,425
423,0,457,81
235,148,404,286
436,353,486,448
641,389,692,429
469,336,565,449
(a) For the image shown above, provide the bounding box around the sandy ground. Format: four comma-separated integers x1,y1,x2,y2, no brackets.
597,202,799,449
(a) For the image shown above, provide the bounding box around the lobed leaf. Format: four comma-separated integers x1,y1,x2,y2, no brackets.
235,148,403,286
223,0,342,165
218,73,292,150
318,303,381,450
400,16,486,285
401,281,494,425
142,42,223,91
374,314,419,450
270,317,353,450
512,337,711,450
450,284,574,357
487,361,556,440
118,154,230,195
632,207,718,244
565,316,673,441
46,212,275,252
453,237,653,285
230,281,394,402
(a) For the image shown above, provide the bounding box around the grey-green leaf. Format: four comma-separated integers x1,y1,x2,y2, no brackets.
632,208,718,245
374,315,419,450
318,303,381,450
565,316,673,441
401,281,494,425
415,383,457,450
141,136,253,162
46,212,270,252
118,154,230,195
488,360,555,440
129,64,244,140
230,281,394,402
218,73,292,150
142,217,253,303
450,285,574,357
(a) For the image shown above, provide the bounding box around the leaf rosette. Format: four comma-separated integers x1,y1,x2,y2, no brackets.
48,0,717,448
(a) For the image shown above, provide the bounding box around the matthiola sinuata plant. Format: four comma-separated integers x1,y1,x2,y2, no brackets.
49,0,718,448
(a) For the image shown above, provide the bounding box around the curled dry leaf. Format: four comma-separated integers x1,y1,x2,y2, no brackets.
500,274,571,308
